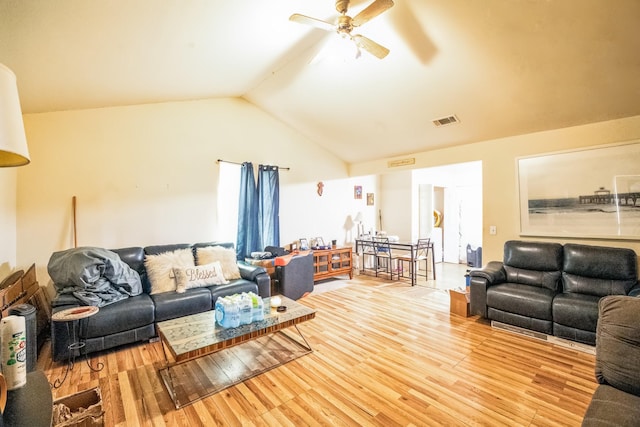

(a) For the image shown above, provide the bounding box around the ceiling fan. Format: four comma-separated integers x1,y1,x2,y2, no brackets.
290,0,395,59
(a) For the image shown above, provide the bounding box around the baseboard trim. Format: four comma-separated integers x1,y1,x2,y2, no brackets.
547,336,596,355
490,321,595,355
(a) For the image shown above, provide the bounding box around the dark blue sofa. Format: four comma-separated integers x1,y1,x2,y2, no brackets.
50,242,270,362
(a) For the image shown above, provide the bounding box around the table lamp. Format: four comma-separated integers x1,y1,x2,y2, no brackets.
0,63,30,167
354,212,364,238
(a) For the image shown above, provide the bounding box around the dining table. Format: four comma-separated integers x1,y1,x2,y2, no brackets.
354,238,436,285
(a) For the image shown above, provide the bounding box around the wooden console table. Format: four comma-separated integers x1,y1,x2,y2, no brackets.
312,247,353,281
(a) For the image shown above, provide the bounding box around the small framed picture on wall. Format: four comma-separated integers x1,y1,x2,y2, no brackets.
354,185,363,199
367,193,374,205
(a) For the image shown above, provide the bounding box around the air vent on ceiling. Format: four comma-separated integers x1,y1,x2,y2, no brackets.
432,115,460,127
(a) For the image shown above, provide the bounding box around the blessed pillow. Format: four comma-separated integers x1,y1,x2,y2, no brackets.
174,261,228,293
144,248,195,295
196,246,241,280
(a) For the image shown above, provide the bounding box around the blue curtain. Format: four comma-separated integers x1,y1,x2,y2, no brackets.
236,163,280,259
236,162,258,260
258,165,280,249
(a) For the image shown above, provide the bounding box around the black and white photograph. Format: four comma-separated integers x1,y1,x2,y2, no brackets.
518,141,640,239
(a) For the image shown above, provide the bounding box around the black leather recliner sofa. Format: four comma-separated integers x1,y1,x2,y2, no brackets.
470,240,639,345
50,242,270,362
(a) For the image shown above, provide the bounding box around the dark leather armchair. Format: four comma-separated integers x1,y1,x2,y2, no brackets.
582,295,640,426
274,251,314,300
470,240,564,335
553,244,638,345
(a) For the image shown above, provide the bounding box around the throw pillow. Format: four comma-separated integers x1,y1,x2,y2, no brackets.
145,248,195,295
174,261,228,293
196,246,241,281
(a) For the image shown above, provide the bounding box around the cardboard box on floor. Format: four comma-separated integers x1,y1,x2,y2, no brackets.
449,289,470,317
53,387,104,427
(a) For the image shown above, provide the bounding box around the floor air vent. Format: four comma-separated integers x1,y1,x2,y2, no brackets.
491,321,595,355
432,115,460,127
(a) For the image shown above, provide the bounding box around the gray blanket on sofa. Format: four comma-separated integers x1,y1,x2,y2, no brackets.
48,247,142,307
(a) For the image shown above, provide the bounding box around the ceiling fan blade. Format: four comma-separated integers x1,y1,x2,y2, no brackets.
352,34,390,59
352,0,394,27
289,14,335,32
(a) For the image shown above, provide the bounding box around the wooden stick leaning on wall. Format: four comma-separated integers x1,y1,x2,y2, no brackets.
72,196,77,248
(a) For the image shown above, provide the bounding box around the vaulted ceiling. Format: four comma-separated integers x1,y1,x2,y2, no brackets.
1,0,639,164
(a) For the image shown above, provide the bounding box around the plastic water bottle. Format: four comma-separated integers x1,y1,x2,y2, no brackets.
1,315,27,390
215,297,240,328
251,293,264,322
238,293,253,325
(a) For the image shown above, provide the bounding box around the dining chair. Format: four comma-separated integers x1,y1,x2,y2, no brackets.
359,237,378,276
371,236,400,280
397,238,433,282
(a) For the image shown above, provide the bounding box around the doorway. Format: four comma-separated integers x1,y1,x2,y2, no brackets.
414,161,483,265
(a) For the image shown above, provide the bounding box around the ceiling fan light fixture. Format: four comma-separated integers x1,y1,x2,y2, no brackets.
290,0,394,60
336,15,353,34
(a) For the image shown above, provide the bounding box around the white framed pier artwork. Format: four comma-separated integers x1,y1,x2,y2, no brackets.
518,140,640,239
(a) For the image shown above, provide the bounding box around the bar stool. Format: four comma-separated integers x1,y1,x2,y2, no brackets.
396,238,433,283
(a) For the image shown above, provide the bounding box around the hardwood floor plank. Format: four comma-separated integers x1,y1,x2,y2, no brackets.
298,388,373,426
105,370,126,425
39,268,597,426
261,406,297,426
191,400,222,426
229,381,270,416
128,369,150,426
241,375,280,411
135,365,166,427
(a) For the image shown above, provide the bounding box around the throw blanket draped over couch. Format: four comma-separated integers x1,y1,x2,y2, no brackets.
48,247,143,307
48,242,270,362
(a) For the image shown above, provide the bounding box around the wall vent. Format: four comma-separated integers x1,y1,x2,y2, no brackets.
432,114,460,127
387,158,415,168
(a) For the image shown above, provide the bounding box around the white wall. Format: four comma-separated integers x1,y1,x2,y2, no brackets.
280,174,377,247
379,171,412,240
16,98,352,292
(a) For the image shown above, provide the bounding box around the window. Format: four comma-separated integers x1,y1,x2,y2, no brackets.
217,162,240,243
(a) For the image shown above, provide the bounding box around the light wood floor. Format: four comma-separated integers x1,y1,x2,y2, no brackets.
38,263,597,426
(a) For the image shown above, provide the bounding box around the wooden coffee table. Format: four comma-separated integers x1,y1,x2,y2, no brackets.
156,296,316,408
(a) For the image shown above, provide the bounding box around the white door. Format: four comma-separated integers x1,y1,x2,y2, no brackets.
443,187,461,263
418,183,434,239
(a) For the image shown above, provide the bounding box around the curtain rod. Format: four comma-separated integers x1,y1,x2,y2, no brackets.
216,159,290,171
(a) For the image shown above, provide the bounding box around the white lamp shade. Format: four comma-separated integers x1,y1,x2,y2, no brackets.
354,212,364,223
0,63,30,167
